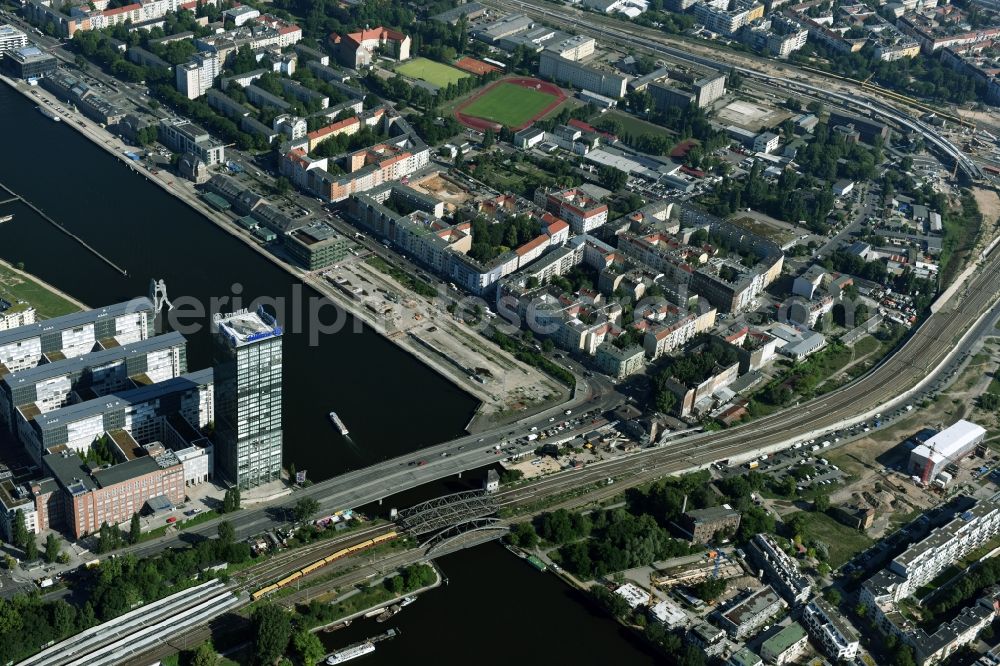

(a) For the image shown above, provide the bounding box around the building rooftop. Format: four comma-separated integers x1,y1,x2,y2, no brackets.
893,495,1000,569
721,586,782,628
0,298,153,349
33,368,214,432
42,450,96,495
1,331,185,392
685,504,739,523
761,622,807,655
729,647,762,666
911,419,985,465
215,307,282,348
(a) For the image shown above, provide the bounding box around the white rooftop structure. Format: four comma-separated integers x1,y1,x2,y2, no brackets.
214,307,282,348
649,599,687,628
615,583,649,609
912,420,985,466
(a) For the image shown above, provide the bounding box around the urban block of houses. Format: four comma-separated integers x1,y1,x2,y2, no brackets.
330,26,411,68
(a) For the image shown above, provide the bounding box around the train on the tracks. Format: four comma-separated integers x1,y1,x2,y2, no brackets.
251,531,398,601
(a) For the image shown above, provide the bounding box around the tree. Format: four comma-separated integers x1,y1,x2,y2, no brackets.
252,604,291,665
218,520,235,546
292,498,320,523
273,177,291,195
813,494,831,513
287,462,296,484
541,338,555,353
25,537,38,562
129,513,141,545
44,533,61,564
591,585,630,618
222,488,241,513
691,577,727,601
290,629,324,666
191,640,218,666
482,127,495,149
508,522,539,549
12,510,28,549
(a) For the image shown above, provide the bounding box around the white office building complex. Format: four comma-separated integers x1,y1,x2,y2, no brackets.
0,298,155,375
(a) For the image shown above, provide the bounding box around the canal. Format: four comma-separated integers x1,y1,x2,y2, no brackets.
0,82,478,480
0,83,666,665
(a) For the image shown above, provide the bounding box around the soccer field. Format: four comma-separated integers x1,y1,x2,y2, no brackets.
395,58,470,87
459,82,560,128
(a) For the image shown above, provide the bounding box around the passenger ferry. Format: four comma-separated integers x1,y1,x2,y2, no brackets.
329,411,349,436
325,642,375,664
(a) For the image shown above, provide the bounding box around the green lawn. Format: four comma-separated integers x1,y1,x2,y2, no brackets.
460,83,559,127
395,58,470,87
596,110,675,140
788,511,873,568
0,261,80,319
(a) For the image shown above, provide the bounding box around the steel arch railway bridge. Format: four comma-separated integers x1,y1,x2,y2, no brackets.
396,490,508,552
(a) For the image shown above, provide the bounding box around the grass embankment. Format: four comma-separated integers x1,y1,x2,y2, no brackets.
365,255,437,298
939,191,982,288
0,261,81,318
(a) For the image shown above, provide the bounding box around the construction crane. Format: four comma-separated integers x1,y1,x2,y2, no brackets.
707,549,727,579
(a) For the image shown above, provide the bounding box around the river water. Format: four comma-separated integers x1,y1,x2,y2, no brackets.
0,82,666,664
0,82,477,480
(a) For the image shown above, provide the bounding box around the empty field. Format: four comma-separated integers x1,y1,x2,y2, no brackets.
395,58,470,88
459,81,561,128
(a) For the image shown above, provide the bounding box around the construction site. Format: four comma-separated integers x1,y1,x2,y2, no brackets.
301,251,569,427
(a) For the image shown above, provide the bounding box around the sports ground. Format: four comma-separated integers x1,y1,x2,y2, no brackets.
395,58,470,88
455,78,566,131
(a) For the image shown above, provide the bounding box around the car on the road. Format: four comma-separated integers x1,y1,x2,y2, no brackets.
166,517,177,524
417,460,427,466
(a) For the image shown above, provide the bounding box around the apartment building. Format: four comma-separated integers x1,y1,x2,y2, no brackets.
803,597,860,661
0,301,35,332
176,52,219,99
694,0,765,35
536,187,609,233
760,622,809,665
715,586,786,639
594,343,645,379
748,533,814,604
0,24,28,55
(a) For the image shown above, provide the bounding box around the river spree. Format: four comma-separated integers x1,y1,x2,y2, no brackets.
0,82,668,665
0,83,477,480
318,541,668,666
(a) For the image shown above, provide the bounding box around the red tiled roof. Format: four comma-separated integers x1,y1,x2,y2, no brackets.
515,234,549,257
103,3,140,16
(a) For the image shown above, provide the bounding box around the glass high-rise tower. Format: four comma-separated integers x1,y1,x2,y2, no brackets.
213,307,283,489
